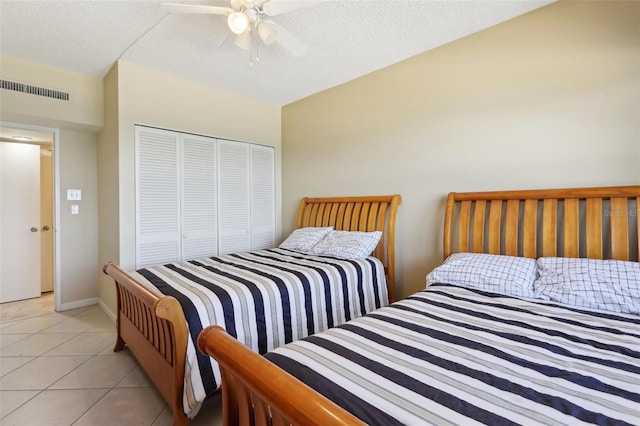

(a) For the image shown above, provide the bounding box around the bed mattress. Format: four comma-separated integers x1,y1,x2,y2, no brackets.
132,248,388,417
265,284,640,425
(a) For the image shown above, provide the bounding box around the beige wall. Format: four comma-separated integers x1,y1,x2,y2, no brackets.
97,61,282,314
0,56,103,130
97,65,120,314
282,1,640,299
58,129,99,304
0,56,102,309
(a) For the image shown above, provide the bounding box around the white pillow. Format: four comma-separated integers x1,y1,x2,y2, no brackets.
533,257,640,314
426,252,537,298
278,227,333,253
310,230,382,260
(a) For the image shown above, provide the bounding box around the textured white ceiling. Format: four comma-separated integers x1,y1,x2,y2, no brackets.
0,0,554,106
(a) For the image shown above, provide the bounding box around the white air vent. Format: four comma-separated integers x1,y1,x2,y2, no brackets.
0,79,69,101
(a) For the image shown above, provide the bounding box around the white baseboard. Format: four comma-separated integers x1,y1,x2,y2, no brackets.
98,298,117,323
57,297,98,312
56,297,116,324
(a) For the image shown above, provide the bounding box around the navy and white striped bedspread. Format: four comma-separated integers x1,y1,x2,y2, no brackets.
131,248,388,418
265,284,640,426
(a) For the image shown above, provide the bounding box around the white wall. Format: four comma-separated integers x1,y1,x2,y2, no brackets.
282,0,640,299
97,61,282,314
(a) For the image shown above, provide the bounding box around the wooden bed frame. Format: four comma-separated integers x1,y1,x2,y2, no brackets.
197,185,639,426
102,194,401,425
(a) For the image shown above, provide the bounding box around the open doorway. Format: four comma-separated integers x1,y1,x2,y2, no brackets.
0,124,57,309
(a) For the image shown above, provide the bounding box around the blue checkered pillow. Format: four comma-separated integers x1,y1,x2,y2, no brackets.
279,227,333,253
311,230,382,259
426,253,537,298
533,257,640,314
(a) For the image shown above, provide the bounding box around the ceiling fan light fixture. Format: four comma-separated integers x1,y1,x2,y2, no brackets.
257,21,277,45
227,11,249,34
235,31,252,50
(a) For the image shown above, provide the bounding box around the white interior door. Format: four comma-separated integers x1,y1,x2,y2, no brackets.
0,142,42,303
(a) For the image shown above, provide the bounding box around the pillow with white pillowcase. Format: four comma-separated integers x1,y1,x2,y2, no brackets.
426,252,538,299
310,230,382,260
533,257,640,314
278,227,333,253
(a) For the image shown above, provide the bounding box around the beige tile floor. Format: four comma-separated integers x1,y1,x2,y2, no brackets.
0,293,222,425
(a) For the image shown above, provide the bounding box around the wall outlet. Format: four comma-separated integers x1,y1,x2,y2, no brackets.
71,205,79,215
67,189,82,201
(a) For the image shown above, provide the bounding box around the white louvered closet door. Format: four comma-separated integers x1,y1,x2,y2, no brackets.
135,127,181,268
217,140,251,254
181,134,217,260
250,145,275,250
136,126,275,266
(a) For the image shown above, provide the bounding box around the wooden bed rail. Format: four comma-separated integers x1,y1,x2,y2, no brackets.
103,262,189,426
297,194,402,301
198,325,365,426
444,185,640,261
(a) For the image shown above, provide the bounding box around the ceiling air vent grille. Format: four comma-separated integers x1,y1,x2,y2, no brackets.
0,79,69,101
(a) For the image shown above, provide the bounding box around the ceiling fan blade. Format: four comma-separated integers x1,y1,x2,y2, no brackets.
261,0,322,16
161,3,233,15
266,20,307,56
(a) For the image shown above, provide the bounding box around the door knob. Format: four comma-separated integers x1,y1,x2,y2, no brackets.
42,226,50,231
30,227,38,232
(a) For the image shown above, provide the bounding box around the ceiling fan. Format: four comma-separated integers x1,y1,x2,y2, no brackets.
162,0,316,58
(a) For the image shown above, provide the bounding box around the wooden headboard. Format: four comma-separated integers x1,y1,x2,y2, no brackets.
444,186,640,262
296,194,402,301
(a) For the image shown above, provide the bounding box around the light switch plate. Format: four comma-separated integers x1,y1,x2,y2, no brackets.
71,205,79,214
67,189,82,200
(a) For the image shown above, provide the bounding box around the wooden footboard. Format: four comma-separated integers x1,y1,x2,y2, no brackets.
103,262,189,426
197,325,364,426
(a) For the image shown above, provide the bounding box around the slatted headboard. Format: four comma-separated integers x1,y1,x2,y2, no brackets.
444,186,639,261
296,194,402,301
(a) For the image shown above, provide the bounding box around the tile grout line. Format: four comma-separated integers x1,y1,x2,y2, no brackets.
69,352,137,426
1,297,175,425
0,300,113,424
0,326,95,421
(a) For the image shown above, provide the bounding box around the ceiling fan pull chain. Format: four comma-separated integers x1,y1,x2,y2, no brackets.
250,31,254,66
255,28,260,63
249,31,255,66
